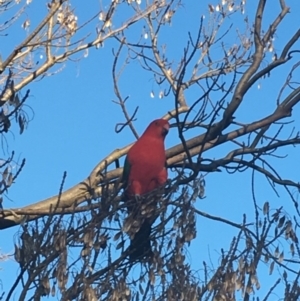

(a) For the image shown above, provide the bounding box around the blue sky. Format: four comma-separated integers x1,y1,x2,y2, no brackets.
1,0,300,299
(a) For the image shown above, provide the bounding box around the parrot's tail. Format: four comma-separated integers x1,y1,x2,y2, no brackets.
128,220,153,262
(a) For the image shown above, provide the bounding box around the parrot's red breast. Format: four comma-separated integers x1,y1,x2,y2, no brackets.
123,119,169,198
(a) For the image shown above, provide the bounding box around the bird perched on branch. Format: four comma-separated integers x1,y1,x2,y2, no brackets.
122,119,169,261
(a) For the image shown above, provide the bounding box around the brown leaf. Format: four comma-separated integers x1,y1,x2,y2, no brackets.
6,172,13,187
2,166,8,181
279,251,284,263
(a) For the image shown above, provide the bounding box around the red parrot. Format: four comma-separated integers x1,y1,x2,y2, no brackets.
122,119,169,261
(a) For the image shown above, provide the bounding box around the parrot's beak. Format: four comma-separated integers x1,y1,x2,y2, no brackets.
162,123,169,136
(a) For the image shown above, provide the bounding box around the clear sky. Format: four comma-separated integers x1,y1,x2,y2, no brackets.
1,0,300,299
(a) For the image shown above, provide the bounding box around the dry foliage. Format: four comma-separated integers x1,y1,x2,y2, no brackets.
1,0,300,300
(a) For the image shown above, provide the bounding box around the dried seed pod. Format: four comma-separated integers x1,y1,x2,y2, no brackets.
263,201,269,215
269,261,275,275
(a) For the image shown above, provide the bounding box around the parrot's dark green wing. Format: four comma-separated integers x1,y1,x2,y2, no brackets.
122,155,131,187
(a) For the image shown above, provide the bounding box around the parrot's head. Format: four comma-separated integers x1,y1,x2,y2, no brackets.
147,119,169,139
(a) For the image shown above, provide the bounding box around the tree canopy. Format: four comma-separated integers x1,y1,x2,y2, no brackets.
1,0,300,300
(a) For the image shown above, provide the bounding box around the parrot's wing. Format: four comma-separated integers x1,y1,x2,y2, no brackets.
122,155,131,187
